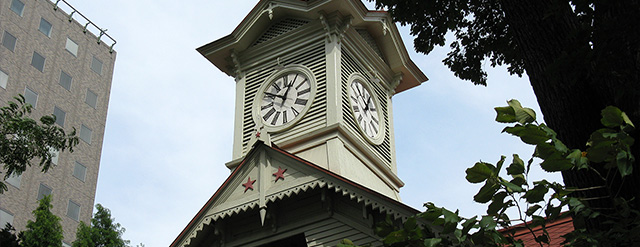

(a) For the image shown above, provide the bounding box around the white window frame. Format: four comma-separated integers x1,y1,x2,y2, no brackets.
0,208,14,228
0,69,8,89
65,38,78,56
5,172,21,188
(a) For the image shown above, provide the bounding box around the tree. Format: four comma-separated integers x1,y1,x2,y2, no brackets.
0,223,20,247
20,195,64,247
0,95,79,193
73,204,130,247
371,0,639,232
340,101,637,246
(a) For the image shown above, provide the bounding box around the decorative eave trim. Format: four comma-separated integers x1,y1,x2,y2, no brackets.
179,176,417,247
171,141,418,247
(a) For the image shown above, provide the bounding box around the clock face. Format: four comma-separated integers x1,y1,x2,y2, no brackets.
349,79,381,140
259,71,312,127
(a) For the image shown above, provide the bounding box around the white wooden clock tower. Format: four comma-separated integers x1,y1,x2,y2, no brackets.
172,0,427,246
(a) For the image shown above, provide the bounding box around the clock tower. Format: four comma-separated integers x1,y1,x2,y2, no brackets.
172,1,428,246
197,0,426,200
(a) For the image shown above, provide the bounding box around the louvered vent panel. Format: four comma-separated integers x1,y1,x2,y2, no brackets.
241,42,327,154
356,29,384,60
341,50,392,165
252,18,310,47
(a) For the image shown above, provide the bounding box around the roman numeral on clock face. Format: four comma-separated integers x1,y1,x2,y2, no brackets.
259,71,313,127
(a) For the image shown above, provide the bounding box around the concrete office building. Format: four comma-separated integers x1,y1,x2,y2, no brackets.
0,0,116,244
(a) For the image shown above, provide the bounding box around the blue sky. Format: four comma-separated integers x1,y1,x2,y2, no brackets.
62,0,561,246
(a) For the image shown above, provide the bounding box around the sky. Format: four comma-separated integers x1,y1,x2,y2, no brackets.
58,0,562,246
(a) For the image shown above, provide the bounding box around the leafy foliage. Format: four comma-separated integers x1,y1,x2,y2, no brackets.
73,204,130,247
20,195,64,247
0,223,20,247
340,100,637,246
0,95,79,193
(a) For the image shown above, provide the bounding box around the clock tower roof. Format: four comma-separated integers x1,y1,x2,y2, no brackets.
197,0,427,94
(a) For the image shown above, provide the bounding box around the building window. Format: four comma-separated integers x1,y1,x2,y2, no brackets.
59,71,72,90
66,200,80,221
0,209,14,228
65,38,78,56
0,69,7,89
10,0,25,16
50,148,59,165
80,125,92,144
38,18,52,37
5,172,21,188
73,162,86,182
53,106,66,127
24,87,38,108
91,56,102,75
85,89,97,108
31,51,45,72
37,183,52,200
2,31,17,52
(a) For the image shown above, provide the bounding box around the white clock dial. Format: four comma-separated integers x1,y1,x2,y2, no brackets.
349,79,380,139
260,72,312,127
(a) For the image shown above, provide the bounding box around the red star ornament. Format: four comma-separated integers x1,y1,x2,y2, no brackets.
273,167,287,182
242,177,256,192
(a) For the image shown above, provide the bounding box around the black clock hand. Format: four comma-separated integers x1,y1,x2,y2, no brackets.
265,92,280,99
363,95,371,111
281,80,294,100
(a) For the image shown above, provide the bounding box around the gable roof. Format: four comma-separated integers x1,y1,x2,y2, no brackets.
196,0,427,94
170,141,419,247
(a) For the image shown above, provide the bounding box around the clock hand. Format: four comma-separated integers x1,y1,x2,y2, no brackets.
281,80,294,100
265,92,280,99
363,95,371,111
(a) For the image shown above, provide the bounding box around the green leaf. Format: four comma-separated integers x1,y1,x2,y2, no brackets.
526,205,542,216
496,155,506,173
461,216,477,235
466,162,494,183
506,154,525,175
383,230,407,245
442,208,459,223
488,192,507,215
621,112,635,128
523,183,549,203
403,217,417,231
507,99,536,124
518,124,550,145
617,151,633,177
495,106,516,123
600,106,624,128
566,149,589,169
510,175,526,186
474,181,499,203
424,238,442,247
531,215,546,227
500,178,524,192
479,215,497,230
540,152,573,172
